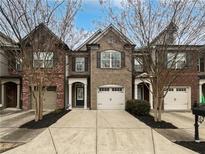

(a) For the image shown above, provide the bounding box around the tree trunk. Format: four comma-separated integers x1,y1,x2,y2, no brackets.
154,96,158,122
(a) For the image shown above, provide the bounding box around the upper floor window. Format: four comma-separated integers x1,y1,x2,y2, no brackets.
198,57,205,72
134,57,143,72
167,52,186,69
101,50,121,68
33,52,54,68
75,57,85,72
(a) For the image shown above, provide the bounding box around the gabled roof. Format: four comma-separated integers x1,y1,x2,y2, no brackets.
22,23,69,49
76,24,134,51
150,22,177,45
75,29,102,51
0,32,17,47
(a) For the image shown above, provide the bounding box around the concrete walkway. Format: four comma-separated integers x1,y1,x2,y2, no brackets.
3,110,197,154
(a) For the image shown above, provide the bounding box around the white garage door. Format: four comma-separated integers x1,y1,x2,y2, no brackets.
164,87,190,110
97,86,125,109
32,86,57,110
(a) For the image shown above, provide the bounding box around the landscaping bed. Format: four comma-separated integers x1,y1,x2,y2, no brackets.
135,114,178,129
20,109,70,129
175,141,205,154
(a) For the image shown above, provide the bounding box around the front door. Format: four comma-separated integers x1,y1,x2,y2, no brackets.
5,82,17,107
76,87,84,106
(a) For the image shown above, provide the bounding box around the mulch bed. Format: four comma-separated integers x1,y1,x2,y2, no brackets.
175,141,205,154
20,109,70,129
134,114,178,129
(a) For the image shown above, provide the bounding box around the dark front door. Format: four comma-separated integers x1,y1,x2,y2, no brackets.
76,87,84,106
5,82,17,107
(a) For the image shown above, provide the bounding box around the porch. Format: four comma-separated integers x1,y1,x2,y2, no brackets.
68,78,88,110
134,79,153,109
0,76,21,109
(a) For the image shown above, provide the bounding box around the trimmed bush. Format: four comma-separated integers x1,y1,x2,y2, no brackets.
126,99,150,116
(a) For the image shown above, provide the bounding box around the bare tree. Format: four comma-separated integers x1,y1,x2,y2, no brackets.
0,0,82,121
100,0,205,121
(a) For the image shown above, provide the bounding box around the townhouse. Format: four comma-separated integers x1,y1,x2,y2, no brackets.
0,23,204,111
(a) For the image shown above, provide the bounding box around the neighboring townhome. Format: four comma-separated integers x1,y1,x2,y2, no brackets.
133,22,202,111
0,32,21,109
21,24,68,110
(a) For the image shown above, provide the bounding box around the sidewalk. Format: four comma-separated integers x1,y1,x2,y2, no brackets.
2,110,197,154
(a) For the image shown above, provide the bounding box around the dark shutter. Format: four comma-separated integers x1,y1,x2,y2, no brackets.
121,52,125,67
97,52,101,68
72,57,75,71
85,57,88,71
53,52,57,66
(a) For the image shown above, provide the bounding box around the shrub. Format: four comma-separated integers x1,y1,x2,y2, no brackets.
126,99,150,116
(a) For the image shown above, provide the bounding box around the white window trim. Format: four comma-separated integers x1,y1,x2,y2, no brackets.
100,50,121,69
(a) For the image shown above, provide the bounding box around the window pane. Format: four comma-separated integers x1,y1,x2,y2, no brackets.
134,58,143,72
200,57,204,72
101,59,110,68
101,52,111,68
33,52,54,68
111,52,121,68
167,52,186,69
75,57,85,72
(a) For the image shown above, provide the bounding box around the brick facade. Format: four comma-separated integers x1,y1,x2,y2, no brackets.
21,24,66,110
89,30,133,109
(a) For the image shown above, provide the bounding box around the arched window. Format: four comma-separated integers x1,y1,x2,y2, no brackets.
101,50,121,68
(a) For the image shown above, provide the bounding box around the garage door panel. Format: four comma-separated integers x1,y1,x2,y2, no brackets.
97,86,125,110
164,87,190,110
31,86,57,110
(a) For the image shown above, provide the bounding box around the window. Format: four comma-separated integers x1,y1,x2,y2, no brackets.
168,88,174,91
101,50,121,68
134,57,143,72
167,52,186,69
198,57,205,72
75,57,85,72
112,87,123,92
176,88,186,92
33,52,54,68
99,88,110,92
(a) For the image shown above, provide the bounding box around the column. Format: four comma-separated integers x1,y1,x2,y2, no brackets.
16,84,20,108
1,84,4,107
199,84,202,103
68,84,72,109
134,84,138,100
84,84,87,109
149,84,153,109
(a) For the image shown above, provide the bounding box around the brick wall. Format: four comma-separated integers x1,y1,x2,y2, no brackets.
90,30,133,109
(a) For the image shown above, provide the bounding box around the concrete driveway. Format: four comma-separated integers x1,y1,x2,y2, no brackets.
3,110,197,154
0,109,51,153
155,112,205,142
